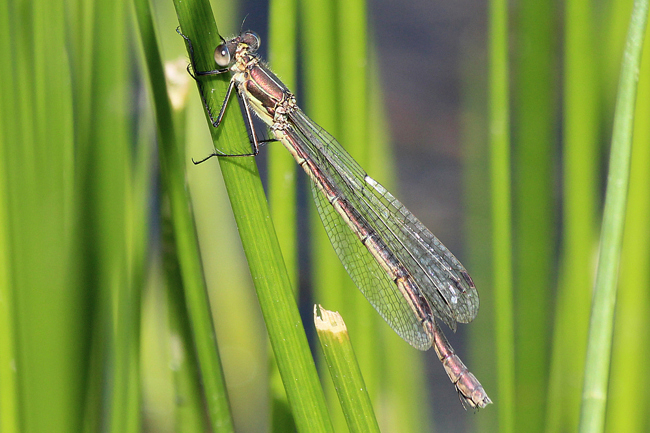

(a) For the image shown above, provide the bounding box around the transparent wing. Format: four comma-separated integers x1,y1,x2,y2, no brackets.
308,173,433,349
287,108,479,332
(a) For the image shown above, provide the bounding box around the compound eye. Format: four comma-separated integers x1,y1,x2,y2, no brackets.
214,43,231,67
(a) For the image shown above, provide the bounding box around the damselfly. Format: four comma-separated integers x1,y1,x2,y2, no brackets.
178,28,491,409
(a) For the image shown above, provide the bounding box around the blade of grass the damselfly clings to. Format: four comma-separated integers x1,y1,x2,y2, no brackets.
460,29,498,433
545,1,600,431
268,1,299,431
367,44,431,433
314,306,381,433
489,0,515,431
0,0,19,429
132,0,235,430
605,20,650,433
175,24,274,433
578,2,649,432
173,3,334,433
168,2,268,431
300,0,348,431
513,1,556,430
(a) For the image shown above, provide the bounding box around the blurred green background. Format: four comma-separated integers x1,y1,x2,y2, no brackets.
1,0,648,432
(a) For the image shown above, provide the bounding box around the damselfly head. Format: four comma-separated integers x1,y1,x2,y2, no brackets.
214,31,260,67
240,31,260,52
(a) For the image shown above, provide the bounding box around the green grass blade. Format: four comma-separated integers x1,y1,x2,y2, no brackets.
334,0,384,413
268,0,298,289
131,0,235,430
0,182,17,433
605,18,650,432
267,1,299,430
174,5,268,431
299,0,349,430
4,0,85,430
489,0,515,430
173,2,334,432
314,306,380,433
460,30,498,433
512,2,556,430
367,45,433,433
0,0,19,429
578,1,649,432
83,0,142,430
601,1,635,112
545,1,600,431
